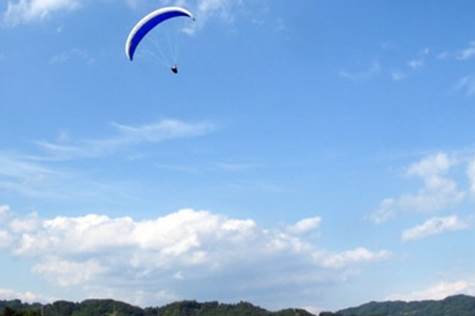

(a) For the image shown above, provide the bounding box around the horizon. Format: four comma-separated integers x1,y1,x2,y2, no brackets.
1,0,475,313
2,292,475,313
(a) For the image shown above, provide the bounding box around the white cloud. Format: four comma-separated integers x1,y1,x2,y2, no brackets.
457,41,475,61
437,51,450,60
0,205,10,218
455,76,475,97
314,248,391,269
33,257,106,286
0,153,70,199
36,119,215,160
406,152,453,177
391,71,406,81
370,153,465,223
388,280,475,301
3,0,243,29
339,62,381,81
287,216,321,235
9,212,40,233
0,152,152,203
0,288,45,303
370,198,397,224
3,0,80,25
49,48,95,65
2,207,390,305
161,0,241,34
468,159,475,195
401,216,469,242
408,59,424,70
0,230,12,248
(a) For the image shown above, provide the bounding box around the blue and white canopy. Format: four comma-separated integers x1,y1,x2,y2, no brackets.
125,6,194,61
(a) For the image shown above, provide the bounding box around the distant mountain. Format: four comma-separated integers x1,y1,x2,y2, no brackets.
2,295,475,316
334,294,475,316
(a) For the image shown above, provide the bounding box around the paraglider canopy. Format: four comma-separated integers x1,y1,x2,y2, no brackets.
125,6,194,61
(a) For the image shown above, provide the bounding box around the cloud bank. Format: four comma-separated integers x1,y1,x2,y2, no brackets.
0,205,390,306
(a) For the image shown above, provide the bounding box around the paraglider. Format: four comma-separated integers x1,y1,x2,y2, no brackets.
125,6,194,72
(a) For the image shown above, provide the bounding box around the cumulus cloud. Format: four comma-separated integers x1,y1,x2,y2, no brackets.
1,207,390,306
36,119,215,160
3,0,80,25
401,216,470,242
0,205,10,218
388,280,475,301
33,257,106,286
0,230,12,248
370,153,465,224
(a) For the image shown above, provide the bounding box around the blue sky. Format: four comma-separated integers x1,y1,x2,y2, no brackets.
1,0,475,312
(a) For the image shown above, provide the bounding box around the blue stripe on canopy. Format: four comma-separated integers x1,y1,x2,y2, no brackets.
126,7,193,61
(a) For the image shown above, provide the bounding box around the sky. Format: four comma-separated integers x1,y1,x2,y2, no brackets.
1,0,475,313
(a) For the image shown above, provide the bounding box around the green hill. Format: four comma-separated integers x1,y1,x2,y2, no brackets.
2,295,475,316
335,294,475,316
0,299,313,316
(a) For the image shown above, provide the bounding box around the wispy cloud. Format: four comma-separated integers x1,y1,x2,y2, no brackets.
161,0,242,34
3,0,80,26
3,0,243,30
406,48,430,70
314,248,390,269
36,119,215,160
434,41,475,61
408,59,424,70
391,70,406,81
287,216,322,235
339,62,381,81
468,158,475,195
455,75,475,96
49,48,95,65
456,41,475,61
401,216,470,242
370,153,465,224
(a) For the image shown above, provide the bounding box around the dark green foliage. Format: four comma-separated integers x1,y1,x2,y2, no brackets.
337,294,475,316
2,294,475,316
0,299,314,316
1,306,40,316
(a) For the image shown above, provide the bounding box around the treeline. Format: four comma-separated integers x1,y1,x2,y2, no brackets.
2,294,475,316
335,294,475,316
0,300,313,316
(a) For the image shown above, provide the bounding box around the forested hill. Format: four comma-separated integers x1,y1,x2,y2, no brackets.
2,295,475,316
333,294,475,316
0,299,313,316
